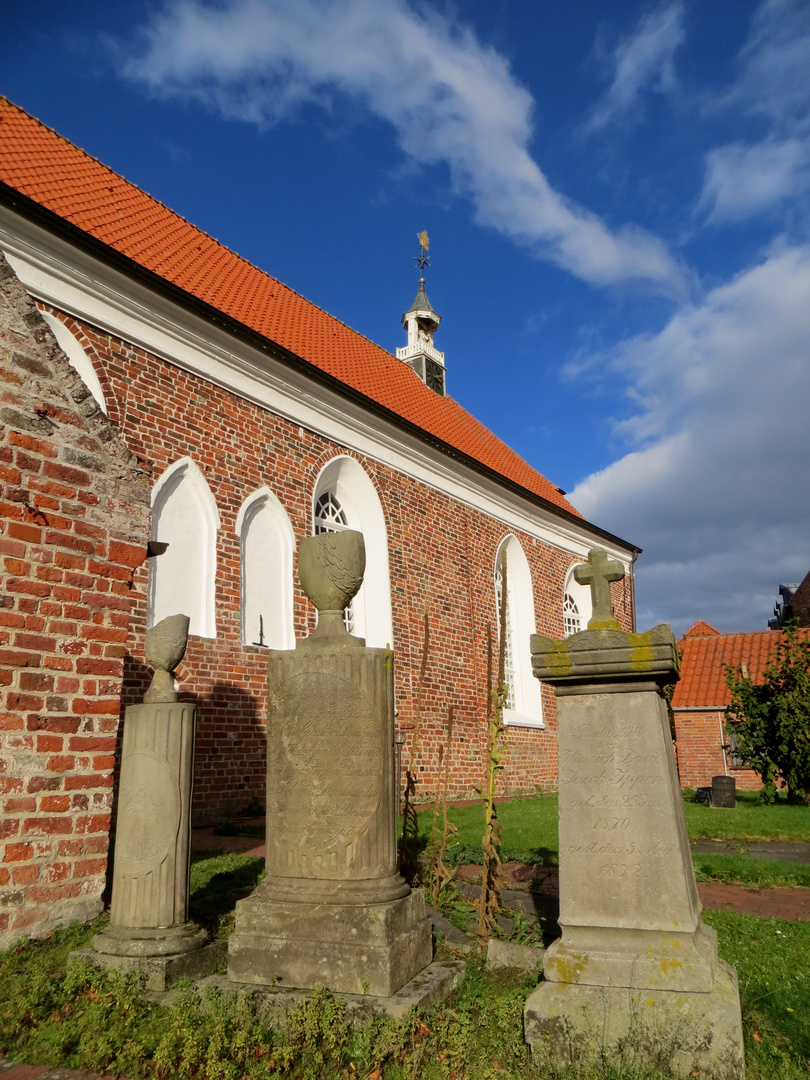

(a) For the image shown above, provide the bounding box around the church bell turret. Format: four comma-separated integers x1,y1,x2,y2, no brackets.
396,232,446,396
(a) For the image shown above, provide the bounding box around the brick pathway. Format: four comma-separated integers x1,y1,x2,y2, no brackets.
0,1063,115,1080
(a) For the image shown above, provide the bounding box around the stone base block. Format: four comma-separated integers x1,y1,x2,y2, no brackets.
70,939,227,993
92,921,208,958
202,959,465,1021
228,886,432,997
525,960,744,1080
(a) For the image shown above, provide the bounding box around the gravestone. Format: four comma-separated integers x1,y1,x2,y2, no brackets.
712,775,737,808
524,549,744,1079
90,615,211,984
228,530,432,996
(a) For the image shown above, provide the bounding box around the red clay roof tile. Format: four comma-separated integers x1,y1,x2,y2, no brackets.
0,97,582,517
672,627,810,709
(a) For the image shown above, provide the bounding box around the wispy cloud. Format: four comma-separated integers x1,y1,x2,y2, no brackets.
570,243,810,632
582,2,685,135
701,138,810,221
121,0,685,293
700,0,810,222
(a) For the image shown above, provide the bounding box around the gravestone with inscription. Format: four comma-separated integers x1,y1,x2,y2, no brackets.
228,530,432,996
92,614,208,969
524,549,744,1078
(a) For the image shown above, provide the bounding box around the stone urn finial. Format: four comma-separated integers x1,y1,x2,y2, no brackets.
144,614,190,703
298,531,365,639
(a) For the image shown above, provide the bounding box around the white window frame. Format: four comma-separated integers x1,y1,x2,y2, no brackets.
494,536,544,729
235,487,295,649
563,564,593,638
40,311,107,414
312,457,393,649
148,457,219,638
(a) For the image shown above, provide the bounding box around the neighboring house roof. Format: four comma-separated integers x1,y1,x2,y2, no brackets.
682,620,721,638
672,626,810,709
786,570,810,627
0,96,584,520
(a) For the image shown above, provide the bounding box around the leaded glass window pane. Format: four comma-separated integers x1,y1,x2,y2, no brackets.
314,491,355,633
495,552,517,710
563,592,581,638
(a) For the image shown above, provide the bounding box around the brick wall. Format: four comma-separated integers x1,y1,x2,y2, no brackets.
40,303,633,824
673,709,761,791
0,253,150,948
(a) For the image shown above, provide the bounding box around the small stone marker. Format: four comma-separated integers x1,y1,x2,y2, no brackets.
92,614,207,971
712,775,737,808
524,551,744,1078
228,530,432,996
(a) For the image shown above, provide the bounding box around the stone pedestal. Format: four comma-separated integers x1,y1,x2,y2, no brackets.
228,531,431,996
93,700,206,960
524,623,744,1078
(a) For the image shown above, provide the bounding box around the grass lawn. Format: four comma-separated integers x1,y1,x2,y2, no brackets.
683,792,810,841
400,790,810,888
0,853,807,1079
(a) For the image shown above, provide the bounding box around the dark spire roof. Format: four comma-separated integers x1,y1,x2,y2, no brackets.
406,278,439,318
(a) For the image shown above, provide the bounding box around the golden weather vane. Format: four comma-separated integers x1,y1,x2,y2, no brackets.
415,230,430,275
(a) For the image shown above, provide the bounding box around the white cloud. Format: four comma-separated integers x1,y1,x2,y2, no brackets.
700,0,810,222
701,138,810,221
570,244,810,634
582,2,685,135
122,0,685,292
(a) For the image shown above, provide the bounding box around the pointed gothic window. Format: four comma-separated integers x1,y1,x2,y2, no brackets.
314,489,355,634
311,457,393,648
236,488,294,649
494,551,517,711
40,311,107,414
563,565,593,638
563,592,582,637
494,536,544,728
148,458,219,638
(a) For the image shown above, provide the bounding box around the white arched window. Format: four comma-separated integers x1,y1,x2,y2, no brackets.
312,457,393,649
236,487,294,649
563,563,593,638
40,311,107,414
494,536,544,728
314,489,357,634
148,457,219,638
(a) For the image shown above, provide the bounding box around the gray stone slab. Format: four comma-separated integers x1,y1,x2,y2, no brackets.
425,904,473,955
200,958,465,1021
70,939,227,993
486,939,544,972
526,959,744,1079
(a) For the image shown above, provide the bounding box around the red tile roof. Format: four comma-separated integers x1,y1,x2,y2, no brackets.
672,628,810,709
0,97,582,518
683,620,720,638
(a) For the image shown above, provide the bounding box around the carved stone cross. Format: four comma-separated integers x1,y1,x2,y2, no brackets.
573,548,625,628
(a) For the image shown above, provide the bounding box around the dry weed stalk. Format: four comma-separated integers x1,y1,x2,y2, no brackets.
426,705,458,907
477,553,508,948
399,609,429,883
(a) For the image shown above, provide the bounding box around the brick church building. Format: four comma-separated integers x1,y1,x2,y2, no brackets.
0,97,638,946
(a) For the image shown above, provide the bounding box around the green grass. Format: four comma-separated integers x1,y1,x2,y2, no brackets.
188,850,264,936
0,876,807,1079
705,909,810,1066
400,791,810,880
683,791,810,841
693,855,810,889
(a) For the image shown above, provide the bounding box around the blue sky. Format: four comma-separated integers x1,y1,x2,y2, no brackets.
4,0,810,634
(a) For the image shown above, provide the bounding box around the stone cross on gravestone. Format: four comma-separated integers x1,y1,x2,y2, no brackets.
573,548,624,628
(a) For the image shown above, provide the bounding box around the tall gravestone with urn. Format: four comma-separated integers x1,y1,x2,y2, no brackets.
228,530,432,996
524,550,745,1079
